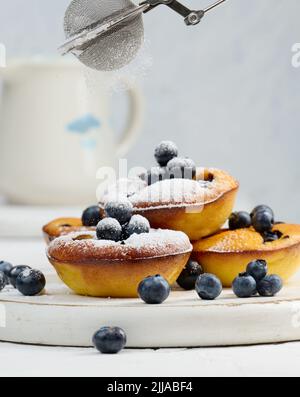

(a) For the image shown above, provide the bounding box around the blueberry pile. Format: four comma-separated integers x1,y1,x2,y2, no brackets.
92,269,222,354
81,201,151,242
0,261,46,296
142,141,197,185
138,262,223,305
177,260,223,300
229,205,284,243
232,260,283,298
90,200,151,243
92,259,283,354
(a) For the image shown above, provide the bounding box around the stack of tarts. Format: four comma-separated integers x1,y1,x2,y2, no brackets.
44,141,300,297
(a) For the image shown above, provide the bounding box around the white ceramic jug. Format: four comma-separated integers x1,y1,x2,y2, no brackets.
0,59,144,205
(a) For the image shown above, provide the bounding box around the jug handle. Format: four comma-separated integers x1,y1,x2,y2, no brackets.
116,79,144,158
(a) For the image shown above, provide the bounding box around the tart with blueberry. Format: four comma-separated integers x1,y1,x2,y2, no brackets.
43,217,87,244
46,202,192,298
193,223,300,287
99,141,239,241
43,206,102,244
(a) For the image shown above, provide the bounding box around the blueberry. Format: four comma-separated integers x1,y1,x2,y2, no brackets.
92,326,127,354
167,157,196,179
120,224,130,241
251,205,274,220
9,265,31,288
0,272,6,292
262,230,283,243
228,211,251,230
138,275,170,304
16,269,46,296
262,232,278,242
143,167,168,185
246,260,268,281
257,275,283,297
96,218,122,242
124,215,150,238
232,272,257,298
154,141,178,167
104,200,133,225
82,205,102,227
0,261,13,277
195,273,222,300
0,261,13,285
252,210,274,233
177,260,204,290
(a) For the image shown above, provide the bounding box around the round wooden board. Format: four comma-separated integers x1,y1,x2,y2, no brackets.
1,275,300,348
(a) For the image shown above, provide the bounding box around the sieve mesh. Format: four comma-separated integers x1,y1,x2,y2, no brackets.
64,0,145,71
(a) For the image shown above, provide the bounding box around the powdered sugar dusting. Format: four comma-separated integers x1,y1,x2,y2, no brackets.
130,178,213,206
125,229,186,251
211,232,251,252
98,168,238,210
48,229,192,261
48,231,117,251
100,178,147,204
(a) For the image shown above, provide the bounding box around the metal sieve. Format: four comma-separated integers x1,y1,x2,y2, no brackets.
59,0,227,71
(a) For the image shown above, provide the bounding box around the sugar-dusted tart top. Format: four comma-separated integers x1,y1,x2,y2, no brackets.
43,218,86,236
193,224,300,253
48,229,192,262
99,168,238,210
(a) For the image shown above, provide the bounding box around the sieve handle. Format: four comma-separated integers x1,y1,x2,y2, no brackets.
203,0,227,13
116,80,145,158
142,0,227,22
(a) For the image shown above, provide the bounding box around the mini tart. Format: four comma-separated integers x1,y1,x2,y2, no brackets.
193,224,300,287
99,168,239,241
47,229,192,298
43,218,95,244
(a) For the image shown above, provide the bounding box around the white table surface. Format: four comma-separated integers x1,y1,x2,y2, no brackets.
1,236,300,377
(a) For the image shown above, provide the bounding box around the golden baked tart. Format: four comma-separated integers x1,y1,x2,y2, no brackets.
193,224,300,287
47,229,192,298
43,217,94,244
99,168,239,241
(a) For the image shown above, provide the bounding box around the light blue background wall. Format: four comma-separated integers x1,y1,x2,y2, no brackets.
0,0,300,220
